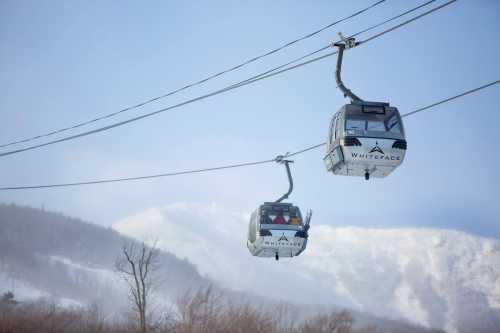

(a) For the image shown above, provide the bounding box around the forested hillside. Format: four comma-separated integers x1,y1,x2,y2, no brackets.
0,203,208,311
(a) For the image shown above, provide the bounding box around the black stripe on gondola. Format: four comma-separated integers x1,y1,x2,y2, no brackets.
392,140,407,150
344,137,362,146
294,231,309,238
259,230,272,236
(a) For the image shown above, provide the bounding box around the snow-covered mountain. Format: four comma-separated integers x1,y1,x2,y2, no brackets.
114,202,500,333
0,203,209,315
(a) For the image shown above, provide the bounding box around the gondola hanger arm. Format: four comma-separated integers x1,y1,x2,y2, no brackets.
332,33,363,103
274,153,294,203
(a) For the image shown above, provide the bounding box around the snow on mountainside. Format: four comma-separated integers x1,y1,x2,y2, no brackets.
303,226,500,333
0,272,50,301
0,203,447,332
114,202,500,333
0,203,209,315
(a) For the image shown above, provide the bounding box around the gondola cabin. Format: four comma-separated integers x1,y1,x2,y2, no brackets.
247,202,309,260
324,101,407,180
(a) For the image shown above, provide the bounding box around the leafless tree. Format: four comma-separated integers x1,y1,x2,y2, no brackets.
115,241,159,333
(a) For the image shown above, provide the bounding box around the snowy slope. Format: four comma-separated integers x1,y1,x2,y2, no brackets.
113,202,500,333
0,272,50,301
0,253,122,310
0,203,208,315
0,252,176,315
302,226,500,333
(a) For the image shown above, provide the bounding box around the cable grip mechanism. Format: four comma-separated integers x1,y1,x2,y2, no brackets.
336,32,357,49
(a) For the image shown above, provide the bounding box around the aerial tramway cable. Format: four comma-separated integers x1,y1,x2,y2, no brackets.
0,78,496,191
0,0,388,149
0,0,456,158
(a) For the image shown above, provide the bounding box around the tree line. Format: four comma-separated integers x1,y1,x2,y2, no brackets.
0,288,380,333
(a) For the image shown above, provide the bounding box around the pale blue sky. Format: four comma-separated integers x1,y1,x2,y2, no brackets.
1,1,499,237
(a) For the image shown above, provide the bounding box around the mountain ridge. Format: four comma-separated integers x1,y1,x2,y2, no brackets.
1,202,495,332
0,203,209,314
113,202,500,333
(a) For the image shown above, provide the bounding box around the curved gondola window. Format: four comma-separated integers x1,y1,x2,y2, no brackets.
334,114,340,139
329,118,335,145
249,212,257,242
346,119,365,131
367,120,385,132
387,114,402,134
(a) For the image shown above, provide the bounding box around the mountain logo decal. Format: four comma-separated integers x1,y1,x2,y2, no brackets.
369,142,384,154
278,234,288,242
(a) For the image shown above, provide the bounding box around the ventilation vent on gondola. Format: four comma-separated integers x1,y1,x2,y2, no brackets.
344,137,362,146
392,140,407,150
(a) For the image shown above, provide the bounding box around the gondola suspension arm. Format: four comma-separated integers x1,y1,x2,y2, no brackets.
333,33,363,103
275,154,294,203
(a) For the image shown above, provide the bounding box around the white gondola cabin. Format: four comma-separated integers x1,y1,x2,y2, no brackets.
247,202,310,260
247,157,311,260
324,101,407,180
325,36,407,180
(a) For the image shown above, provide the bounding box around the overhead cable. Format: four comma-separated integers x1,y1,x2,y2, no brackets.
0,0,456,158
401,80,499,118
1,78,496,191
0,0,387,149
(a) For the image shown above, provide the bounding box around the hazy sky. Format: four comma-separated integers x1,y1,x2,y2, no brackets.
1,0,499,237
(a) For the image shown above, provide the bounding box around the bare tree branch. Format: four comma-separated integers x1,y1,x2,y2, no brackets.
115,240,159,333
